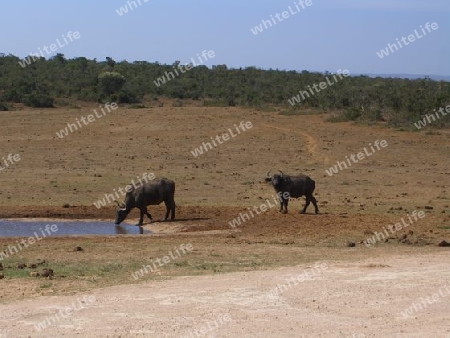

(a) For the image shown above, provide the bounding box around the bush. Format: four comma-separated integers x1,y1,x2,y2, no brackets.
98,71,126,96
77,87,98,102
0,102,9,111
342,107,362,121
116,91,139,104
1,89,22,102
203,99,228,107
327,107,362,122
364,109,384,122
172,99,182,107
22,94,54,108
128,104,146,109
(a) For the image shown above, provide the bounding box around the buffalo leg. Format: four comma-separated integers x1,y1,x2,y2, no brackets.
311,195,319,214
283,198,289,213
170,201,176,220
163,200,176,221
145,208,153,221
138,209,145,226
301,196,311,214
138,207,152,226
163,200,171,220
278,194,284,212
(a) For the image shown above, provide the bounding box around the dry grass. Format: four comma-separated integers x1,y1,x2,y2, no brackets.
0,104,449,302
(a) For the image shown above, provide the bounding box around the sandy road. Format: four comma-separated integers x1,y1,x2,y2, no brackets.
1,250,450,338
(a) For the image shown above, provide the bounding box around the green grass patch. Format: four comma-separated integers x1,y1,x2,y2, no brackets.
203,99,228,107
128,103,146,109
39,282,53,289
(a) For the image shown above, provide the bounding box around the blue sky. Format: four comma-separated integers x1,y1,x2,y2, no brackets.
2,0,449,76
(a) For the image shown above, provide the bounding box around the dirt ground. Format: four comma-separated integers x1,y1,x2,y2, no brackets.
0,104,449,337
1,249,450,337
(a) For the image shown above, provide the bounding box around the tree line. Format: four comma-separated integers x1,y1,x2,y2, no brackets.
1,53,449,128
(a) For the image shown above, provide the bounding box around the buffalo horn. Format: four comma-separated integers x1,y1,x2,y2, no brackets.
114,200,126,209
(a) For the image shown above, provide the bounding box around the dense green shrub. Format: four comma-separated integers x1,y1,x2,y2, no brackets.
116,91,139,104
0,102,9,111
0,54,449,127
327,108,362,122
22,93,54,108
98,71,126,96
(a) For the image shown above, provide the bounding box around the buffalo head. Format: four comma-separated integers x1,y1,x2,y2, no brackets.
265,170,285,189
114,200,129,225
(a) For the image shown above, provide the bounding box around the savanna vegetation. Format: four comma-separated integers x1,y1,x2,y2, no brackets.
1,53,449,128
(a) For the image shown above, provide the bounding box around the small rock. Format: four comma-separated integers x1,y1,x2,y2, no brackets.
398,234,407,241
75,246,83,252
0,273,4,279
424,206,433,210
16,263,26,269
63,203,70,208
438,240,450,247
347,242,356,247
40,268,54,277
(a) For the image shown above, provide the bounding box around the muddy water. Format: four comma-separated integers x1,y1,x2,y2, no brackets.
0,219,150,237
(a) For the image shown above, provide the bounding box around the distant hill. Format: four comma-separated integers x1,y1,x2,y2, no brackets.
361,73,450,82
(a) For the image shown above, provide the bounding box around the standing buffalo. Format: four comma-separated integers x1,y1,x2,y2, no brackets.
265,170,319,214
115,178,176,225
